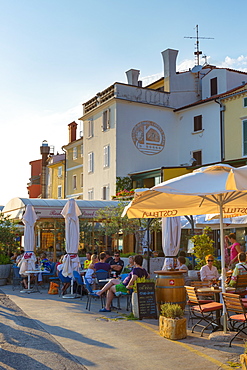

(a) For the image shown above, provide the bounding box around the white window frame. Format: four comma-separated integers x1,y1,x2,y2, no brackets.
88,152,94,173
73,175,77,190
88,120,94,138
103,145,110,168
102,109,110,131
57,185,62,199
243,119,247,156
58,166,62,178
102,185,110,200
88,188,94,200
73,147,78,160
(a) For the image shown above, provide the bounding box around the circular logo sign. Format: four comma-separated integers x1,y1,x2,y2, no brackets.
132,121,165,155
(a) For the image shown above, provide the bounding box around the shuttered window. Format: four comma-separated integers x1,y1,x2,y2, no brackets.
88,152,94,173
192,150,202,166
243,120,247,156
103,145,110,168
210,77,218,96
194,115,202,132
244,97,247,108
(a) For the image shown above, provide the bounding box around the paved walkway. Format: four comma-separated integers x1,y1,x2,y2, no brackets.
0,284,244,369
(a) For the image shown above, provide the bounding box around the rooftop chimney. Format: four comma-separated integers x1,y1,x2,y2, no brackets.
161,49,178,92
126,69,140,86
40,140,50,198
68,121,77,143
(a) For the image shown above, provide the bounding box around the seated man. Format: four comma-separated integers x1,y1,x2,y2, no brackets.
105,251,114,264
228,252,247,287
83,252,92,270
109,251,124,277
97,254,149,312
94,252,111,274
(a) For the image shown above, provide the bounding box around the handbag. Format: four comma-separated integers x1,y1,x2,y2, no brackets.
48,282,59,295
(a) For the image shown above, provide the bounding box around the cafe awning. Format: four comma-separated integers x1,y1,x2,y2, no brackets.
2,197,121,221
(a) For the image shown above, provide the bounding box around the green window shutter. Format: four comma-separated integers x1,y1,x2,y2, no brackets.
243,120,247,156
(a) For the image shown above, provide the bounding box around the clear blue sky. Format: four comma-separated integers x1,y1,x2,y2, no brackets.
1,0,247,206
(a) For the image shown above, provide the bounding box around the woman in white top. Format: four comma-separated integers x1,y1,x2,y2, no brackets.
200,254,219,281
85,254,99,287
177,256,190,285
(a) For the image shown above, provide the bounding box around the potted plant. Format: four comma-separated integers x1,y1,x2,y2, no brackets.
159,302,187,340
0,254,12,285
240,341,247,369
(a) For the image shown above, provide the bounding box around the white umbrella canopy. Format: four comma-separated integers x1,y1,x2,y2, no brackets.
61,199,82,279
123,163,247,332
226,165,247,191
162,217,181,270
19,204,38,274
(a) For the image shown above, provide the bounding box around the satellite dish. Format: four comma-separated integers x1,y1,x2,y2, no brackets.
191,65,203,73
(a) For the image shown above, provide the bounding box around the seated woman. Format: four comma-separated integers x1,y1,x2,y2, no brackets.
97,254,149,312
122,255,135,273
176,256,190,285
200,254,219,282
84,254,99,288
228,252,247,287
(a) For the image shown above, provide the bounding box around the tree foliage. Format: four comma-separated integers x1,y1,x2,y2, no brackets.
116,177,132,193
0,213,21,254
95,202,161,253
191,227,215,269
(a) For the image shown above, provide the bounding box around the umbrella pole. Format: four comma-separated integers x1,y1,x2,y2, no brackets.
219,195,227,333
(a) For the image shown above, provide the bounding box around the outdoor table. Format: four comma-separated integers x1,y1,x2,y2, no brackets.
79,269,87,275
20,270,44,294
98,278,111,283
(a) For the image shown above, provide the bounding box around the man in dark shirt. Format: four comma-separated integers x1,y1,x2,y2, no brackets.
94,252,111,273
105,251,114,264
109,251,124,277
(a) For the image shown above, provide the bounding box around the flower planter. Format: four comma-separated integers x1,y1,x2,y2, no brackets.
240,354,247,370
159,316,187,340
0,264,12,285
131,291,140,318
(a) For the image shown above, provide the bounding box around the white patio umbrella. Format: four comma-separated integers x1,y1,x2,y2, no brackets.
61,198,82,298
123,163,247,332
19,204,38,275
162,217,181,270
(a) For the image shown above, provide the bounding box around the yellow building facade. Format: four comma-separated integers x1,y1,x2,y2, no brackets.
63,137,83,199
222,84,247,162
47,156,65,199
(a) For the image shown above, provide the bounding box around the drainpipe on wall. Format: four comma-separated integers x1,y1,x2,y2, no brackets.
62,146,67,199
215,99,225,162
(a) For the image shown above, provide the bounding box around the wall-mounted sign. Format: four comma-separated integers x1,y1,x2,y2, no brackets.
132,120,165,155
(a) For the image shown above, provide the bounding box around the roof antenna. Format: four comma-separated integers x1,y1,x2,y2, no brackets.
184,25,214,65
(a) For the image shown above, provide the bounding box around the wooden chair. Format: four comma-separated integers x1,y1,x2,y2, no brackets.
235,274,247,297
222,292,247,347
185,286,223,336
190,280,214,299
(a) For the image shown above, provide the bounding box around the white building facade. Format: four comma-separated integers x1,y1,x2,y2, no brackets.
80,48,247,200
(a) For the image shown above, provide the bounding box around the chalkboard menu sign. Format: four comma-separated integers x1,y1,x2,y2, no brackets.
137,282,157,320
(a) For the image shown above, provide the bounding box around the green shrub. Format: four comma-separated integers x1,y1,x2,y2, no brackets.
0,254,11,265
160,303,184,319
